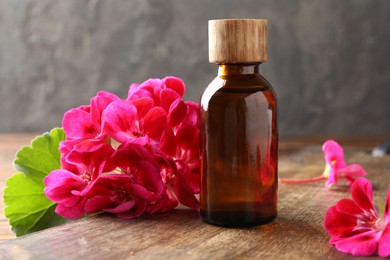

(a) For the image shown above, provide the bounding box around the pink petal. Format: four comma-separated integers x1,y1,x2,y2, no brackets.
55,197,86,219
102,100,138,143
168,168,199,210
322,140,346,168
385,187,390,223
132,161,165,200
378,224,390,257
128,184,158,203
137,78,163,104
143,107,167,141
324,205,359,238
131,97,154,118
44,170,85,191
90,91,119,127
160,88,180,112
337,164,367,178
128,88,152,101
333,230,378,256
127,83,140,100
335,198,362,216
72,138,105,153
63,107,96,139
146,191,178,214
116,200,147,219
44,170,86,207
65,139,115,177
182,101,199,126
160,128,177,157
104,200,136,214
84,196,113,214
163,76,185,97
113,142,157,169
168,100,188,127
351,178,376,212
176,124,197,149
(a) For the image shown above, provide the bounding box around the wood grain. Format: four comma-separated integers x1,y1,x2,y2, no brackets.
0,135,389,259
208,19,267,63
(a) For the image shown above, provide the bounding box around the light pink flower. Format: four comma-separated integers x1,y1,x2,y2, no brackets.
279,140,367,189
324,178,390,257
322,140,367,189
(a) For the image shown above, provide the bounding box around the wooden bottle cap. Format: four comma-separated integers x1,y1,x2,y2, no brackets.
208,19,267,64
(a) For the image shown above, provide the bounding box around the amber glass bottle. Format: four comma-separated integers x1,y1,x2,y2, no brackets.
200,19,278,227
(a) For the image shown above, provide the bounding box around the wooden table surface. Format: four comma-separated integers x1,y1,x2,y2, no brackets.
0,134,389,259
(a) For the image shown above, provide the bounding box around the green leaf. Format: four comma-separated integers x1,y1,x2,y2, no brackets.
4,128,68,237
13,128,65,182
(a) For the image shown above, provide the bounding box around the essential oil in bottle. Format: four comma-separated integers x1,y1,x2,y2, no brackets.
200,19,278,227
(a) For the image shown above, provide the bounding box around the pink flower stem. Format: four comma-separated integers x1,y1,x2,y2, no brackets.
279,175,326,183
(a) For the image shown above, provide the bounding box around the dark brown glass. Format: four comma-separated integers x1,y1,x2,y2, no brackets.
200,63,278,227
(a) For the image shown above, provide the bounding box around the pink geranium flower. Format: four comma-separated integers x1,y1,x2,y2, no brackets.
60,138,116,181
102,100,167,143
62,91,119,140
127,77,185,112
280,140,367,189
324,178,390,257
159,100,200,209
44,170,87,219
83,175,149,219
322,140,367,189
83,143,165,219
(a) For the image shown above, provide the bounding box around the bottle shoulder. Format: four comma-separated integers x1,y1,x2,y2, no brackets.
201,74,277,107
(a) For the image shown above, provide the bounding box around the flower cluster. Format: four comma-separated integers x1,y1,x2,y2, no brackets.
325,178,390,257
44,77,200,219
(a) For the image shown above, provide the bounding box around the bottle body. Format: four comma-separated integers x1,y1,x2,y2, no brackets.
200,64,278,227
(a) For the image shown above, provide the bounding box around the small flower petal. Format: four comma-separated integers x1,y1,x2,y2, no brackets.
143,107,167,141
163,76,185,97
378,224,390,257
333,230,379,256
55,198,86,219
351,178,376,212
324,204,359,238
335,198,362,216
168,100,188,127
131,97,154,118
63,107,97,139
160,88,180,112
102,100,138,143
385,186,390,223
322,140,346,168
90,91,120,128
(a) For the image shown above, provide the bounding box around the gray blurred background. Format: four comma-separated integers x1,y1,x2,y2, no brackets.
0,0,389,137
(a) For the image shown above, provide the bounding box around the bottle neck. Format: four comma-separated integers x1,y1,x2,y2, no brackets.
218,63,260,76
